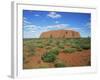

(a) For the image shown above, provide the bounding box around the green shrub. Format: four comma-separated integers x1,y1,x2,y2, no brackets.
37,40,42,43
63,48,77,53
58,44,64,49
41,48,59,62
77,47,83,51
37,44,44,48
80,44,90,50
41,52,56,62
49,48,60,55
71,44,83,51
45,46,52,49
54,59,66,67
45,42,51,46
70,39,90,50
55,41,60,45
48,39,53,43
54,62,66,67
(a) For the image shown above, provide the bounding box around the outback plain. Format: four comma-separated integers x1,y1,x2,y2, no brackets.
23,36,91,69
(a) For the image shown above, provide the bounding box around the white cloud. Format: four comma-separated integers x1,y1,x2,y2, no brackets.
34,14,40,16
23,17,47,38
24,20,31,25
23,24,48,38
45,24,85,33
45,24,69,30
47,12,61,19
85,22,91,28
23,17,32,26
24,25,37,31
24,24,40,38
55,21,59,24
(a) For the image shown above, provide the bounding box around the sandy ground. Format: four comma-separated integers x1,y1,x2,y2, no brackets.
58,50,90,67
23,48,91,69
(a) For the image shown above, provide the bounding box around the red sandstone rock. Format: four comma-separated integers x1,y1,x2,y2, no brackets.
40,30,80,38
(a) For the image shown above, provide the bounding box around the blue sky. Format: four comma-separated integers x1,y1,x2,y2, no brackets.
23,10,91,38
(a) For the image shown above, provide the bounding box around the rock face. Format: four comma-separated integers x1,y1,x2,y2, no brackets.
40,30,80,38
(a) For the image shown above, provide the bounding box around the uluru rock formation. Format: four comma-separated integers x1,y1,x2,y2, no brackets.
40,30,80,38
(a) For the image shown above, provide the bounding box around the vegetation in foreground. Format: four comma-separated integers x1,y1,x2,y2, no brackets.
23,38,91,69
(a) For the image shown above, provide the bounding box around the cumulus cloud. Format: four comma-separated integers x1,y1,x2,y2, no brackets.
47,12,61,19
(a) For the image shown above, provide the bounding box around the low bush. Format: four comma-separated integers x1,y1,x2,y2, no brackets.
45,46,52,49
54,59,66,67
54,62,66,67
48,39,53,43
77,47,83,51
80,44,90,50
41,52,56,62
49,48,60,55
41,48,60,62
37,44,44,48
45,42,51,46
58,43,65,49
55,41,60,45
63,48,77,53
71,44,83,51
